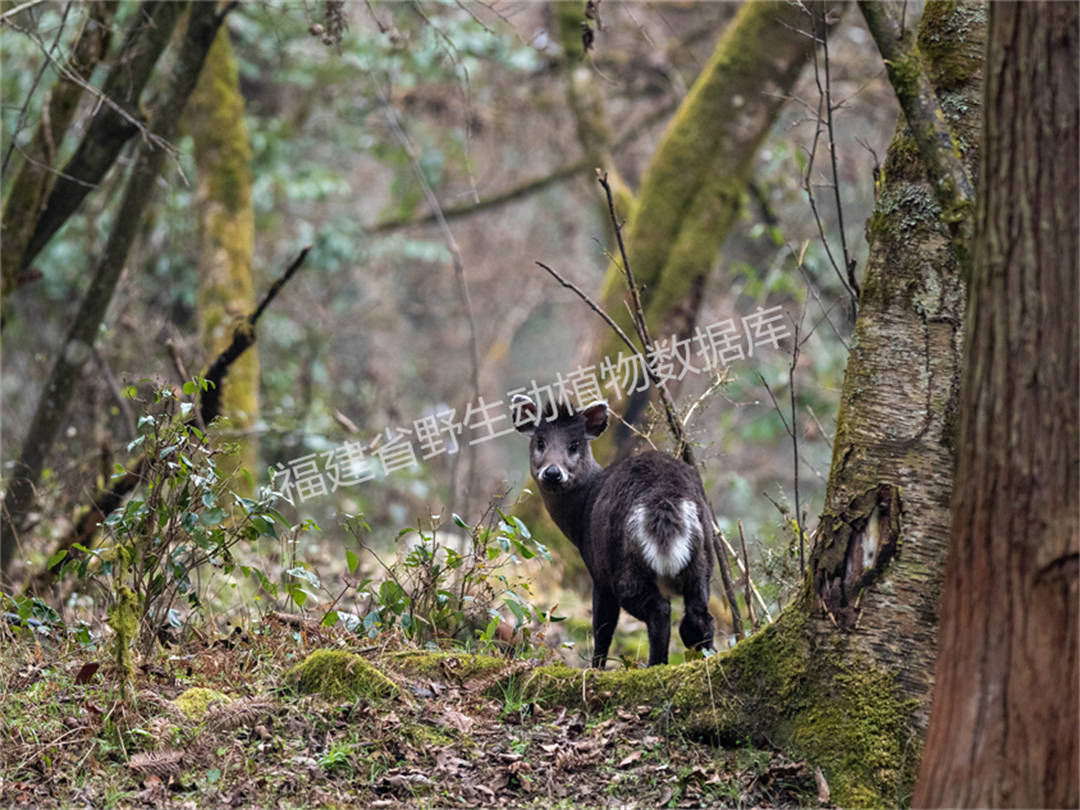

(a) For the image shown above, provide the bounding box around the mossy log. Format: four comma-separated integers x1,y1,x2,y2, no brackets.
290,649,400,701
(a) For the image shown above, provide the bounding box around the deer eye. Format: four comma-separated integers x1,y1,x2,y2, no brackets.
568,441,581,454
536,438,546,452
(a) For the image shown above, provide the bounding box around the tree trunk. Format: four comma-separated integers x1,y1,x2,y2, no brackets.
509,7,988,806
914,3,1079,806
186,25,259,492
0,2,230,579
809,0,985,732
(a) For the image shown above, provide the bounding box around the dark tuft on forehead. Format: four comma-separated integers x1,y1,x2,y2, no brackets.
539,397,580,425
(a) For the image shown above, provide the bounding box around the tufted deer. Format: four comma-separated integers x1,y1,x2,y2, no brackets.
512,395,714,667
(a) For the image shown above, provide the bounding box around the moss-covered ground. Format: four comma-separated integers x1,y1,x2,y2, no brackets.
0,615,835,809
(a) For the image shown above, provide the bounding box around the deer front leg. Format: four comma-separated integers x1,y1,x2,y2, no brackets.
591,587,620,669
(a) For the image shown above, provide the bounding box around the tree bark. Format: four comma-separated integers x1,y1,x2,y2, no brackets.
809,0,985,733
0,1,231,579
914,3,1079,806
186,24,258,492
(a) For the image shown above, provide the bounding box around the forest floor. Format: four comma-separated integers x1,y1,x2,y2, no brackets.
0,615,829,809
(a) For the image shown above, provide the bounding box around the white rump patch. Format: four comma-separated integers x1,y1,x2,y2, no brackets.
628,499,699,577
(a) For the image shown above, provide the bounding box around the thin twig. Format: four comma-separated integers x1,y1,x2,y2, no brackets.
806,404,834,448
0,0,47,22
711,531,744,639
595,170,689,464
3,15,171,155
737,520,756,630
804,7,857,310
786,314,805,576
821,17,858,298
534,261,638,357
0,1,71,177
92,347,135,439
716,526,772,623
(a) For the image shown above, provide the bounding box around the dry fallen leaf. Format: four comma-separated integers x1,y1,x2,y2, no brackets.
617,749,642,768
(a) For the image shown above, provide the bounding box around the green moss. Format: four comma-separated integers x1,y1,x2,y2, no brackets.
865,177,942,250
385,650,513,683
917,1,986,90
520,609,917,807
174,687,231,721
107,555,138,690
290,649,399,701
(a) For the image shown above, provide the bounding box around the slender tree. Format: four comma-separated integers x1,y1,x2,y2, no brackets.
914,3,1079,806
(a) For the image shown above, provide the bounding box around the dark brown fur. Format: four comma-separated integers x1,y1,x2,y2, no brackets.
513,396,714,667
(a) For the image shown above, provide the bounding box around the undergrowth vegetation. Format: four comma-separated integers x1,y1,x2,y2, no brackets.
0,381,827,808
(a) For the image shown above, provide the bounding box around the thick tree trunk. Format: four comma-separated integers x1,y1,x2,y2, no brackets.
914,3,1079,806
507,7,988,806
187,25,259,492
809,0,985,732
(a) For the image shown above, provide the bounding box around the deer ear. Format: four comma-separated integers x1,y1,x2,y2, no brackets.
582,401,609,439
511,394,539,435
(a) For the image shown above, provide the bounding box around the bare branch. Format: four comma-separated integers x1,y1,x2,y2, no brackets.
534,261,638,357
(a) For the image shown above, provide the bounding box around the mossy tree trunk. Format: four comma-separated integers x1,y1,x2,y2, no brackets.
523,4,988,806
583,0,826,457
914,3,1078,806
185,24,258,491
808,0,985,731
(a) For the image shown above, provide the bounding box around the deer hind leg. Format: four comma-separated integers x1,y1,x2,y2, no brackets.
679,579,715,652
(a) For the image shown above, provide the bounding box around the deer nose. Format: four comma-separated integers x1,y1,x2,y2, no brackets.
542,465,565,484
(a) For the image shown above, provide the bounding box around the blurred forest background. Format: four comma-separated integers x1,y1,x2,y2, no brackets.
1,0,896,652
